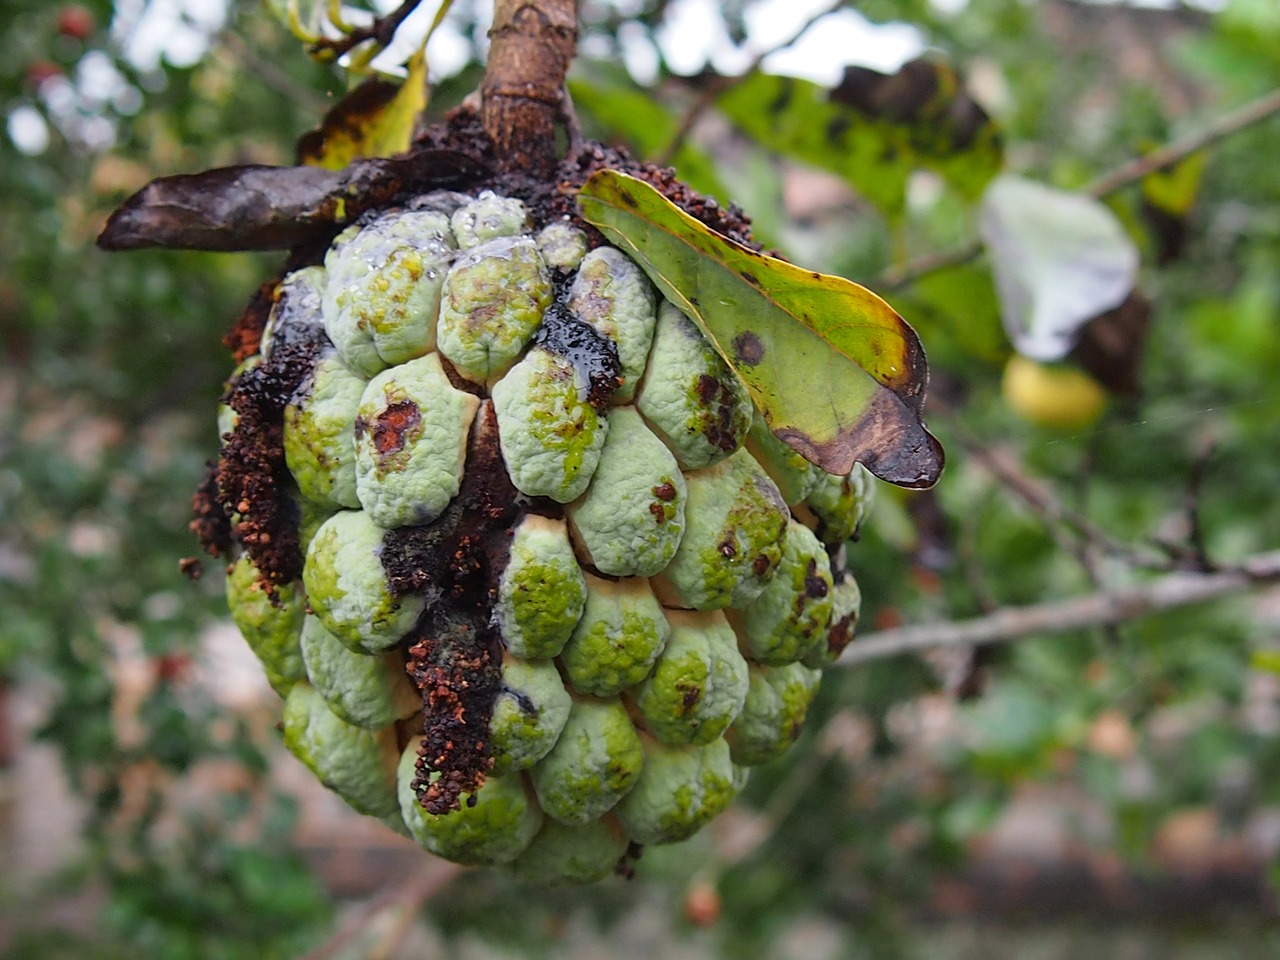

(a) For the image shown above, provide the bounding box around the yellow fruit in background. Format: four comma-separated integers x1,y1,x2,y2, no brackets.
1001,355,1108,430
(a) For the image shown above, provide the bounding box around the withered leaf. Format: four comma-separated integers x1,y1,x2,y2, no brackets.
97,150,489,252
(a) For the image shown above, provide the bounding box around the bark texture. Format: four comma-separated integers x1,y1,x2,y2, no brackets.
481,0,578,176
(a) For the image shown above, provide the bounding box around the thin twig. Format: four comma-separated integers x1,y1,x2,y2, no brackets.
652,0,847,166
881,85,1280,290
835,549,1280,667
295,860,463,960
308,0,425,62
216,32,331,115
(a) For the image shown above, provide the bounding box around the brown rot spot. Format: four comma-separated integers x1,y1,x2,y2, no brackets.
804,559,830,599
653,481,677,502
719,539,737,559
732,331,764,367
696,373,719,405
826,611,855,658
648,502,667,524
372,400,421,456
680,685,702,708
752,554,771,577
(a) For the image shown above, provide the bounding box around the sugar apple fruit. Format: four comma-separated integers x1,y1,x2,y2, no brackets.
210,187,873,884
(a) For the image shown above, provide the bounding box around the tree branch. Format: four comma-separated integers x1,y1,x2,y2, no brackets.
652,0,847,166
481,0,578,177
307,0,425,62
835,550,1280,667
294,860,463,960
881,85,1280,290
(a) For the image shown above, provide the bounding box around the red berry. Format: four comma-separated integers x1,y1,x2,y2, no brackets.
57,5,95,41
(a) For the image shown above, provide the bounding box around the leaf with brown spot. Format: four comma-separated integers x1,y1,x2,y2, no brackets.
577,170,943,488
298,43,430,169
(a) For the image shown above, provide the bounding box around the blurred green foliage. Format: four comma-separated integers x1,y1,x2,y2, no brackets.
3,1,1280,958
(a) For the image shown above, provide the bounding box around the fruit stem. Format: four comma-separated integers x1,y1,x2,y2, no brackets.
481,0,578,177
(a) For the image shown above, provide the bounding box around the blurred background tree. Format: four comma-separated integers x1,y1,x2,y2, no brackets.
2,0,1280,957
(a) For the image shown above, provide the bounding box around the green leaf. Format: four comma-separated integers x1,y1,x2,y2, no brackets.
576,170,943,488
717,60,1003,220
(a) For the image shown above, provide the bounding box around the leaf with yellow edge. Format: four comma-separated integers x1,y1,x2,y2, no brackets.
297,45,428,169
577,170,943,487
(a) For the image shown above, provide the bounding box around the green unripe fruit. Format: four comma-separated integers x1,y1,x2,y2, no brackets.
225,553,306,697
210,187,886,881
633,609,749,746
726,662,823,766
298,614,419,729
566,406,687,577
560,574,669,697
615,738,739,845
529,698,645,825
489,655,573,775
495,514,588,660
398,737,542,865
283,683,400,819
302,510,425,653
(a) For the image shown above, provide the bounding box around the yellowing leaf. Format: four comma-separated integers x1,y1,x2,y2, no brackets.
577,170,943,488
298,48,428,169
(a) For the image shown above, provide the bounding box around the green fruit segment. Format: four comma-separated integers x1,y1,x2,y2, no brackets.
799,463,874,547
322,210,456,376
284,350,366,509
354,352,480,528
615,738,739,845
491,346,609,502
653,449,789,610
566,406,687,577
529,698,645,825
298,613,419,729
729,520,834,666
536,221,589,271
398,737,542,865
450,192,531,249
507,817,629,885
567,246,657,403
632,609,749,746
726,662,823,766
489,655,573,775
560,574,669,697
283,683,400,819
636,301,753,470
302,510,425,653
438,235,552,386
226,553,306,698
803,570,861,669
495,514,588,660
